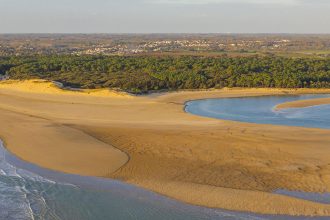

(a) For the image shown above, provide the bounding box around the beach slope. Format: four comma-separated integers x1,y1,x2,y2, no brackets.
1,80,330,216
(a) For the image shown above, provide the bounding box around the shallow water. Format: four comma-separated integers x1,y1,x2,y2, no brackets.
185,94,330,129
1,140,220,220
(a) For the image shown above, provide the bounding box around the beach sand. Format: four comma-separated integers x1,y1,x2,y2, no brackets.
276,97,330,110
1,80,330,216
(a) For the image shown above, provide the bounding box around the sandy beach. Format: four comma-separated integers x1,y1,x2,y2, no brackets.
276,97,330,110
1,80,330,216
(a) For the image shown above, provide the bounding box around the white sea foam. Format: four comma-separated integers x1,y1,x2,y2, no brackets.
0,181,35,220
0,141,61,219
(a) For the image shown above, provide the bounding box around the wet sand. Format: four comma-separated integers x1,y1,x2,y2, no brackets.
276,97,330,110
1,80,330,216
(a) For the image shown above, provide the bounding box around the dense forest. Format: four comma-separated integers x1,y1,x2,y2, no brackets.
1,55,330,93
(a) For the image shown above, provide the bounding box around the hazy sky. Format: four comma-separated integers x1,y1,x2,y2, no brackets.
1,0,329,33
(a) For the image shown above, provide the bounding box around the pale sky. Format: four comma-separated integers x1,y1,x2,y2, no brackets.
0,0,329,33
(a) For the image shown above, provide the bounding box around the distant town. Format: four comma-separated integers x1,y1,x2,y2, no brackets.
1,34,330,57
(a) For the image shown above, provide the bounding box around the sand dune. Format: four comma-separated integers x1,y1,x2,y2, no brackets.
0,79,133,98
1,80,330,216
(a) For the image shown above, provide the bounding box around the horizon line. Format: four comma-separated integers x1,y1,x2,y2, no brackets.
1,32,330,35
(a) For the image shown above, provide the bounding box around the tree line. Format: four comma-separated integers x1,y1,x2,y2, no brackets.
1,55,330,93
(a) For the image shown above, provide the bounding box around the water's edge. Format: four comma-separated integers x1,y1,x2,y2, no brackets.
2,141,330,219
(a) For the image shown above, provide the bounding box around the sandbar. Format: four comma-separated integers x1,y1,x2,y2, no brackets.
276,97,330,110
1,80,330,216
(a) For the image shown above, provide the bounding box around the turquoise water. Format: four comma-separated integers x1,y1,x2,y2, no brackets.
185,94,330,129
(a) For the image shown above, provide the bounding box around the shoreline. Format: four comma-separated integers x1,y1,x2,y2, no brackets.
4,140,327,220
1,80,330,216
